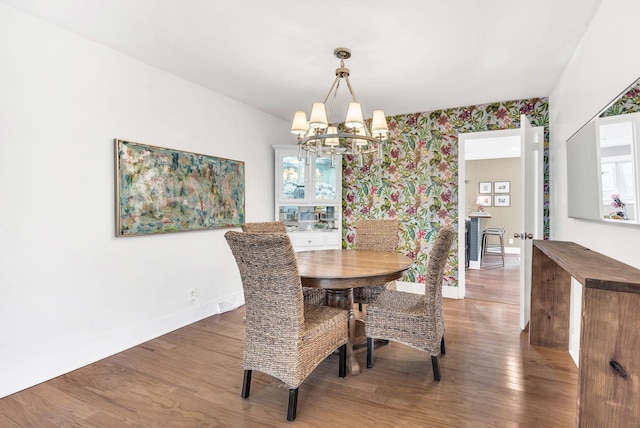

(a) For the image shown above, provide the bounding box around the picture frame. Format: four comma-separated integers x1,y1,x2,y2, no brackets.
494,181,510,193
115,139,245,237
479,182,492,194
476,195,492,207
494,195,511,207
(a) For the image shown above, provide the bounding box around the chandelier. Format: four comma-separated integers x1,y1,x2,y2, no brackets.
290,47,389,168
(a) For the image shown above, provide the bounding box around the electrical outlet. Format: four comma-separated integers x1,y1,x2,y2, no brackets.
509,238,514,245
188,288,197,302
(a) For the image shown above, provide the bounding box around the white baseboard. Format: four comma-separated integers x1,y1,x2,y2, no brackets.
442,285,463,299
395,281,462,299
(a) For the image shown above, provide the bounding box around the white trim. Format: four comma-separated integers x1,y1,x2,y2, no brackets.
443,285,463,299
395,281,424,294
396,281,463,299
458,127,523,295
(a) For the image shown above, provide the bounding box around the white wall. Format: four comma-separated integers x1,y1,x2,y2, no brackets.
549,0,640,269
0,4,290,398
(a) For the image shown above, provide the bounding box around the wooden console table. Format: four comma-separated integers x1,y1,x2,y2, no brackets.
531,240,640,427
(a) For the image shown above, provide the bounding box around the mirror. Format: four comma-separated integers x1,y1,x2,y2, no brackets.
567,78,640,224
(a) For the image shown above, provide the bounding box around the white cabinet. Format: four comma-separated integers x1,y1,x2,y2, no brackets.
275,146,341,204
273,145,342,252
289,232,332,251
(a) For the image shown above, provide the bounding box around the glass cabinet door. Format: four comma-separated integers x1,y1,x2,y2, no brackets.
314,156,337,200
281,155,305,200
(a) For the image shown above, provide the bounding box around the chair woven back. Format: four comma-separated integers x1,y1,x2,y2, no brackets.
355,219,399,252
241,221,287,234
424,226,455,333
353,219,400,303
225,231,304,337
240,221,326,306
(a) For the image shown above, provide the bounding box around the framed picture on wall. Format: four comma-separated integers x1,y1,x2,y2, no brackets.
494,181,510,193
114,139,245,237
476,195,492,207
494,195,510,207
479,182,492,194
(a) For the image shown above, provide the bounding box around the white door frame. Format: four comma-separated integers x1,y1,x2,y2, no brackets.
457,123,544,332
457,127,523,299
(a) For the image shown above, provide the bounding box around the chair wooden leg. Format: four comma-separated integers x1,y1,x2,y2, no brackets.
338,344,347,378
367,337,374,368
441,336,446,355
287,388,298,421
241,370,252,399
431,355,441,381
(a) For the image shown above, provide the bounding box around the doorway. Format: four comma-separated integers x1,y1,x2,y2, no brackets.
464,253,520,304
458,128,522,304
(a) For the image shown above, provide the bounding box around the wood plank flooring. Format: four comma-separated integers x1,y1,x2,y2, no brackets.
465,253,520,305
0,294,578,427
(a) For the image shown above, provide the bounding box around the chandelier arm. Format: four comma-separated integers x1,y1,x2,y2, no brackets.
322,75,341,104
326,80,341,125
344,76,359,103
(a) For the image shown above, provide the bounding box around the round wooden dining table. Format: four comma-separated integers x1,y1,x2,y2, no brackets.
296,249,413,375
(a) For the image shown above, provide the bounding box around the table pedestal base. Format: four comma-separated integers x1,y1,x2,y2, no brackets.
326,288,359,375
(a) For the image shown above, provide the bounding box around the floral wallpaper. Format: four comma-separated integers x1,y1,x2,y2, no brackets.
342,98,549,286
602,80,640,116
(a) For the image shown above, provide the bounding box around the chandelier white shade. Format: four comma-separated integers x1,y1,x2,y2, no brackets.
291,47,389,167
345,102,365,129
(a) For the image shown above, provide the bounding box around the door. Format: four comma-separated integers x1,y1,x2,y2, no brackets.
517,114,544,330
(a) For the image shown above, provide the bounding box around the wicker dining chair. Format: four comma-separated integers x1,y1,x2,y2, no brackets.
241,221,326,306
365,226,455,381
224,231,348,421
353,219,400,309
241,221,287,234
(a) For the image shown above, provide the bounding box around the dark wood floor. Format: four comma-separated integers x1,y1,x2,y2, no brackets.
0,293,578,427
465,253,520,305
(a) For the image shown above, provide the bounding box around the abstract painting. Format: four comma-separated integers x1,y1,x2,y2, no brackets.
115,139,244,237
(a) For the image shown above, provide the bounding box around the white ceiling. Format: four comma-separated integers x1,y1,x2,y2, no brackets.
1,0,603,123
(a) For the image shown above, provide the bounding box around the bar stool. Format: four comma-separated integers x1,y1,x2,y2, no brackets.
481,226,505,267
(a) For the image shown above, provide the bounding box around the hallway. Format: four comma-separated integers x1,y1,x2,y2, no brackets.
465,253,520,305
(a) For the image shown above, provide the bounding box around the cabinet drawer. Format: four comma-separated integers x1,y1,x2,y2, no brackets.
289,233,326,248
288,231,341,251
